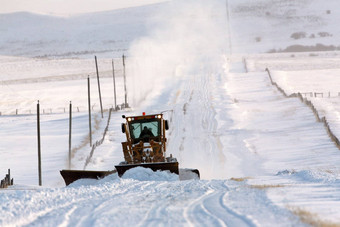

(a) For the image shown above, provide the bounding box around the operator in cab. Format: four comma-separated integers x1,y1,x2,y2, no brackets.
139,126,154,138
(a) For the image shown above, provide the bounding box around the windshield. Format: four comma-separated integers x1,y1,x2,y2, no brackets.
129,119,160,140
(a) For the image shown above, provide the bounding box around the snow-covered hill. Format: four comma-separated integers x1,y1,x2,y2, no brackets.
0,3,164,58
1,0,340,226
228,0,340,53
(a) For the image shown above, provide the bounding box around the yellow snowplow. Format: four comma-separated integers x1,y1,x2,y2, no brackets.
60,112,199,186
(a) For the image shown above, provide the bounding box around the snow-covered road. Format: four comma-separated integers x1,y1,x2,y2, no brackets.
0,170,303,227
2,0,340,226
3,57,340,226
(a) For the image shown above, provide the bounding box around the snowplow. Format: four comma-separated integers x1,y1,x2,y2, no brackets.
60,112,200,186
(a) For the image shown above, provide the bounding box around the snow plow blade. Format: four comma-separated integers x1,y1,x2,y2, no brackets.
179,168,200,180
115,162,179,177
60,169,116,186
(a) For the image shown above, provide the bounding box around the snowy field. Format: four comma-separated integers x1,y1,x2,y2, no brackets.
1,0,340,226
259,54,340,146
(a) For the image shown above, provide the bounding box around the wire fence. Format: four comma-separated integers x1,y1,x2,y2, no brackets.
0,103,129,116
266,68,340,150
301,92,340,98
0,106,88,116
83,107,113,170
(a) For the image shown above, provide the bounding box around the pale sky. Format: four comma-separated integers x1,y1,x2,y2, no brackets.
0,0,168,15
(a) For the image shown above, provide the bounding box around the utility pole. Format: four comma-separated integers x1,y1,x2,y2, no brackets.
226,0,232,55
37,100,42,186
122,54,128,108
68,101,72,169
112,60,117,110
87,76,92,146
95,56,104,118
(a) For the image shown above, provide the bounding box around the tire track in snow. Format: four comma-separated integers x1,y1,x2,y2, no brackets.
184,183,254,227
197,73,224,174
71,180,153,226
58,205,77,227
202,74,226,166
183,189,218,227
136,182,169,227
5,179,146,226
169,72,226,179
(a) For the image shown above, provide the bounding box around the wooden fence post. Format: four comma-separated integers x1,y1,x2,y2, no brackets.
37,101,42,186
0,169,14,188
7,169,10,185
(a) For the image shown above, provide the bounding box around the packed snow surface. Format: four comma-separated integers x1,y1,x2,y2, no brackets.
1,0,340,226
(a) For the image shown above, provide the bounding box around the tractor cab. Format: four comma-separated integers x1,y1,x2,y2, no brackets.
121,113,169,164
128,117,162,143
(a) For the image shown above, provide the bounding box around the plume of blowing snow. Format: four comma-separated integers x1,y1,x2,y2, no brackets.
127,0,229,107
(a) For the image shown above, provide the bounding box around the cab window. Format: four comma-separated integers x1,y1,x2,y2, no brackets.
129,119,160,140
